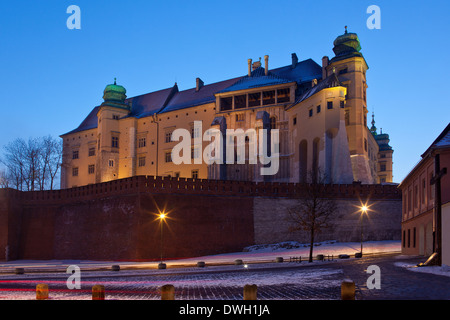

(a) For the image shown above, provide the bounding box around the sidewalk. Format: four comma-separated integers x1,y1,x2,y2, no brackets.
0,240,401,274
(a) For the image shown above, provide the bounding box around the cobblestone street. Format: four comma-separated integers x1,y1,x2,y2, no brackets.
1,254,449,300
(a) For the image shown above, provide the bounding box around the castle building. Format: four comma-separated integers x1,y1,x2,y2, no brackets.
60,29,393,189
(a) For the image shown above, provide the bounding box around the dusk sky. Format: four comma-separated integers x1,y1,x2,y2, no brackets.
0,0,449,183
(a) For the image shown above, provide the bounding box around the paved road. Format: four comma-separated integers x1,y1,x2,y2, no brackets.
0,254,449,300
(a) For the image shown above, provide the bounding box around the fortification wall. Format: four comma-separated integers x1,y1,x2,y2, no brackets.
0,176,401,261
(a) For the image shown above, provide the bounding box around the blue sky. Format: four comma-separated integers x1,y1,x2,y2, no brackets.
0,0,449,183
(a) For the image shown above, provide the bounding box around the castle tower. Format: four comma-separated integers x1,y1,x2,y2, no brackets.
96,79,132,183
323,27,375,183
370,114,394,183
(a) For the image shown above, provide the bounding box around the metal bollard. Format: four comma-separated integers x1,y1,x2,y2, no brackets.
161,284,175,300
341,280,355,300
36,284,49,300
92,285,105,300
243,284,257,300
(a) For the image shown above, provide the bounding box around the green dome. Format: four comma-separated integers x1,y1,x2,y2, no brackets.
103,79,127,103
332,27,363,60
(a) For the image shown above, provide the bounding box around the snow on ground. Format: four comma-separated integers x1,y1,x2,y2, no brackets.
0,240,401,273
394,262,450,278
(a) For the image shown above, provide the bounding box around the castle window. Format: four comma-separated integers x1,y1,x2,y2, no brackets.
293,117,297,125
317,105,321,114
262,90,275,105
380,164,386,172
191,147,200,160
88,147,95,157
72,167,78,177
109,160,114,167
277,88,290,103
340,100,345,108
220,97,233,111
309,109,313,117
192,169,199,179
112,114,120,120
235,113,245,122
138,156,146,167
72,150,79,160
111,136,119,148
165,131,172,143
327,101,333,109
88,165,95,174
248,92,261,107
364,138,368,152
191,125,201,139
165,151,172,163
339,68,348,75
234,95,246,109
138,137,146,148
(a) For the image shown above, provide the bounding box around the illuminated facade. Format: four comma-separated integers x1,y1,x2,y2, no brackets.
60,29,393,189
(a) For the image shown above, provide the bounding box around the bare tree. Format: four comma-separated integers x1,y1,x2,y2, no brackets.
0,169,10,188
287,169,338,262
1,136,62,191
41,136,62,190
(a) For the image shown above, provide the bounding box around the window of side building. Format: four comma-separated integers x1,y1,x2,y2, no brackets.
88,147,95,157
72,150,79,159
88,165,95,174
192,169,199,179
72,167,78,177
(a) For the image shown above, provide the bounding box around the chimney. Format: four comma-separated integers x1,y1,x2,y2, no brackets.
196,77,204,92
322,56,329,79
291,53,298,68
264,55,269,76
248,59,252,77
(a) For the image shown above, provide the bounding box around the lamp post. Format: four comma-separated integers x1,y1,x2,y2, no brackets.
360,205,368,255
158,212,166,269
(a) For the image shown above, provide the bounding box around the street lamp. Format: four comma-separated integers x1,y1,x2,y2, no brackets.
360,205,368,256
158,211,167,269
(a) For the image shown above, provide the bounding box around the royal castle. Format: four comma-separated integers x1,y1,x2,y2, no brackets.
60,29,393,189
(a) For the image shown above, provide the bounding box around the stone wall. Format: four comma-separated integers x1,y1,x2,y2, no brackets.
253,198,402,245
0,176,401,261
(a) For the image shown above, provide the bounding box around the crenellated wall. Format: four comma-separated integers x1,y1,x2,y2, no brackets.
0,176,401,261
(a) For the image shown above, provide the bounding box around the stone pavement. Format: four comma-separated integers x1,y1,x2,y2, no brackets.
0,253,449,300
